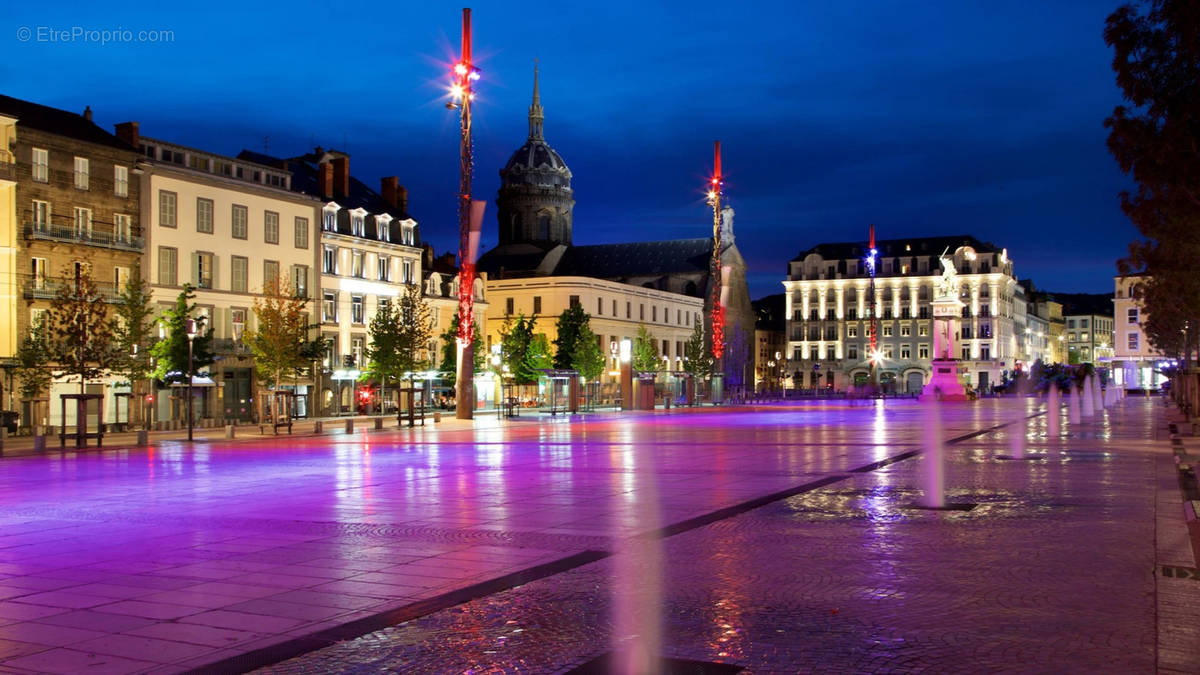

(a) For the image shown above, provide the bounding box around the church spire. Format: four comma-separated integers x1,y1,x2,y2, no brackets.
528,59,544,141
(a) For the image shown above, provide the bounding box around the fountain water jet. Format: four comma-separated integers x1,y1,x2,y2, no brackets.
922,396,945,508
1091,373,1103,411
1046,384,1061,439
1068,382,1081,425
610,437,663,674
1081,376,1095,418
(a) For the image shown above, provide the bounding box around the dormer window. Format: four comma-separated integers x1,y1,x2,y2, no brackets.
322,204,339,232
376,215,392,242
401,223,415,246
350,208,367,237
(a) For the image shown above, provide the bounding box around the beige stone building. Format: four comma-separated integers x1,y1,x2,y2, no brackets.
1113,274,1165,390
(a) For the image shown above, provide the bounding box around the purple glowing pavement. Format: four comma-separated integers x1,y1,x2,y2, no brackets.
0,399,1167,672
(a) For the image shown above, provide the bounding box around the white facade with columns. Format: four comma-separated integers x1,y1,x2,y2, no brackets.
782,236,1020,394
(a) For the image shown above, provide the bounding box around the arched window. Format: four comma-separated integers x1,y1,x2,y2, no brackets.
537,213,551,240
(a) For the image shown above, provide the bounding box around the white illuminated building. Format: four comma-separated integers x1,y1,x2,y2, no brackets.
1113,274,1167,391
782,235,1020,394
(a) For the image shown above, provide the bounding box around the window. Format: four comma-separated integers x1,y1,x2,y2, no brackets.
351,295,364,324
114,266,130,291
323,246,337,274
570,295,580,309
292,216,309,249
195,252,214,288
378,256,390,281
1081,319,1089,328
598,298,604,315
826,345,836,360
32,200,50,230
159,191,177,227
323,209,337,231
264,260,279,284
506,298,514,315
231,204,248,239
403,224,415,245
1080,332,1089,341
30,258,48,289
883,308,893,320
847,308,857,320
918,325,929,337
809,347,819,361
882,325,893,337
1128,332,1140,350
901,344,911,359
918,344,929,359
402,259,414,284
352,213,365,236
848,344,859,360
962,346,971,360
351,251,364,278
377,218,391,241
292,265,309,298
827,308,835,320
232,309,247,341
918,306,929,319
652,306,657,322
196,198,214,233
323,292,337,322
979,323,992,339
1068,319,1076,329
980,344,991,360
114,214,131,242
640,304,645,320
30,307,47,328
901,307,911,319
810,309,819,320
352,337,365,367
627,302,631,318
1127,307,1138,324
534,296,542,314
264,211,279,244
962,326,973,339
980,306,991,318
613,300,618,317
158,247,178,286
900,324,911,337
847,325,858,338
231,256,248,292
114,166,128,197
32,148,48,182
74,157,89,190
73,207,92,237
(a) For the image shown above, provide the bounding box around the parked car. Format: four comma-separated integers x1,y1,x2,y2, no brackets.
0,411,18,434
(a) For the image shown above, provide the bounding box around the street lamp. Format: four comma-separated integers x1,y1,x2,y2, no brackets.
185,318,199,442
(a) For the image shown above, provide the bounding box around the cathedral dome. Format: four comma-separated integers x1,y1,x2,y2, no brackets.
502,140,571,187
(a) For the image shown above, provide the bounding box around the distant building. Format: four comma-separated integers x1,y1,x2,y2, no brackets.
476,65,754,390
782,234,1020,393
752,293,786,392
0,95,143,426
1112,274,1166,390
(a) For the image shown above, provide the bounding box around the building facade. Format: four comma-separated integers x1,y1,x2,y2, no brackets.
782,235,1020,393
128,125,321,422
1112,274,1166,390
1064,313,1114,365
0,97,143,425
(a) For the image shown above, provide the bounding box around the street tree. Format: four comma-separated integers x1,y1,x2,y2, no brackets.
500,314,538,385
151,285,214,386
15,318,52,409
525,333,553,379
571,324,605,381
683,321,712,376
632,324,660,372
44,265,119,394
552,304,589,370
438,313,484,380
246,275,312,408
1105,0,1200,361
112,263,156,426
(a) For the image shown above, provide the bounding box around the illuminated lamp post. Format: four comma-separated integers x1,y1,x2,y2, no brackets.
865,224,879,394
706,141,726,403
447,8,483,420
185,318,198,442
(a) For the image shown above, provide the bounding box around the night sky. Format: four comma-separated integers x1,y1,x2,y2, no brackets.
2,0,1133,300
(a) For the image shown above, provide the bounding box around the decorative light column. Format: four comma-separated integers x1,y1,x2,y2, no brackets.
185,318,198,442
865,224,880,393
706,141,726,404
448,8,481,420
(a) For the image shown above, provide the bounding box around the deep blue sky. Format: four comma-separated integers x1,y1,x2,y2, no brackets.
2,0,1133,299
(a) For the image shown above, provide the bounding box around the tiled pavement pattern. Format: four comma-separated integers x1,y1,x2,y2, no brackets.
0,396,1190,673
255,397,1192,674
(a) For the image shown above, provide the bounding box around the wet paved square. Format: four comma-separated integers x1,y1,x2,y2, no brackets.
0,397,1185,672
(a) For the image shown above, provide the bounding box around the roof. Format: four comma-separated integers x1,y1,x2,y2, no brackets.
792,234,1003,262
0,95,135,152
477,238,716,282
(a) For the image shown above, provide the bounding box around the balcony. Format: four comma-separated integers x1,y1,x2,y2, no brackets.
24,221,144,252
21,273,120,302
0,150,14,182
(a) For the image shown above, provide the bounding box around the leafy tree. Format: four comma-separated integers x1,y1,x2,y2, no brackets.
44,266,118,393
683,321,712,376
15,318,52,404
112,263,156,425
151,285,214,386
632,324,660,372
246,275,311,395
1105,0,1200,362
525,333,553,379
571,324,606,381
500,314,538,385
552,304,590,370
438,313,484,379
368,284,434,390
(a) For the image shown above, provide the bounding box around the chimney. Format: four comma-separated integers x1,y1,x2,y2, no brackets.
318,161,333,199
332,156,349,197
397,185,408,213
82,106,93,122
115,121,139,148
381,176,398,208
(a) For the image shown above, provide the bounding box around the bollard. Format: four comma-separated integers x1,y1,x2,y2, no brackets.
136,430,149,446
433,412,441,423
345,419,354,434
374,417,383,431
32,435,45,453
314,420,323,434
225,424,235,439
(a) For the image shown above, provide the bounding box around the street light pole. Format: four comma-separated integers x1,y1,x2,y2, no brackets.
186,318,198,442
449,8,481,421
